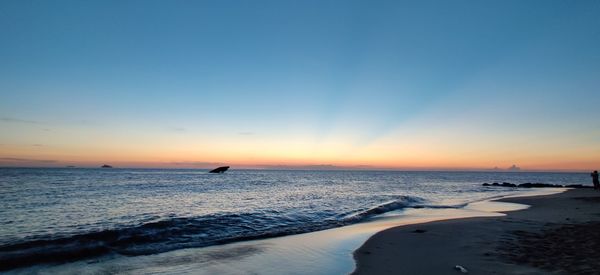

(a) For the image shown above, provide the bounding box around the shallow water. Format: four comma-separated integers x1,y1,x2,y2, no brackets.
11,189,563,275
0,168,589,271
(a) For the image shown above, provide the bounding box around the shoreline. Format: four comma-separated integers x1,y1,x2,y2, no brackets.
5,188,567,274
352,188,600,275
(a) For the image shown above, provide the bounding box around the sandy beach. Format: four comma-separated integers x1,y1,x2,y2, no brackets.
353,188,600,275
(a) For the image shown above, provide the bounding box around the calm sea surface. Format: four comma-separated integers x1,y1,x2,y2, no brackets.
0,168,590,270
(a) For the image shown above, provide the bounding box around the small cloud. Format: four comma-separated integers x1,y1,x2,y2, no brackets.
238,132,254,136
0,117,40,124
32,144,44,147
0,157,57,163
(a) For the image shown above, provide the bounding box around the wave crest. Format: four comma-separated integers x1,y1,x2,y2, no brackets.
0,195,426,271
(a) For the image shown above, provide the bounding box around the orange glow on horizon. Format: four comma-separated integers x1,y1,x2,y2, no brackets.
1,125,598,171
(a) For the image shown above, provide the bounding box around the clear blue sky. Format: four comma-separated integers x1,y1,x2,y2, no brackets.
1,0,599,170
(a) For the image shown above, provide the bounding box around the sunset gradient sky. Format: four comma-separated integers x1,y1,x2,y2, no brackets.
1,1,599,170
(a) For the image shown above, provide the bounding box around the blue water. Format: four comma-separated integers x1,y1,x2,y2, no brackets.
0,168,590,270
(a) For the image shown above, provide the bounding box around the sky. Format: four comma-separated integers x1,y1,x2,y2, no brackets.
1,0,599,171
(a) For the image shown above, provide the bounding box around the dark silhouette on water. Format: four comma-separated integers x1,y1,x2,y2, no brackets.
592,171,599,190
482,182,593,189
101,164,113,168
507,164,521,171
209,166,229,173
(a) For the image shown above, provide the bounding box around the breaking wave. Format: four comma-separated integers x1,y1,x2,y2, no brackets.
0,195,426,271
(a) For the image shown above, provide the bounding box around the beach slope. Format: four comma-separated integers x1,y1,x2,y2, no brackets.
353,189,600,275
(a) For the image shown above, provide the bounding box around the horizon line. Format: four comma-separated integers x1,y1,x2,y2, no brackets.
0,164,591,173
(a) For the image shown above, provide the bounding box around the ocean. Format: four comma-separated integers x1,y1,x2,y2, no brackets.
0,168,590,272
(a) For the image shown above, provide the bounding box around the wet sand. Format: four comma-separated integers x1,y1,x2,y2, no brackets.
352,188,600,275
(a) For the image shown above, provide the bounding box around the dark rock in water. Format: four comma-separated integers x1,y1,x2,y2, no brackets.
518,183,562,188
101,164,112,168
209,166,230,173
412,229,427,233
565,184,594,189
481,182,596,188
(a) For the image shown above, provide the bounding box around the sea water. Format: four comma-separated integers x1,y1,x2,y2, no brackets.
0,168,589,271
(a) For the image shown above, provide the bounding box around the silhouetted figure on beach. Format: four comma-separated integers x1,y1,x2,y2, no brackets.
592,171,599,190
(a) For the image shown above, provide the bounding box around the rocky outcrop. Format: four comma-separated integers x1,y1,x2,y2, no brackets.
482,182,593,188
482,182,517,187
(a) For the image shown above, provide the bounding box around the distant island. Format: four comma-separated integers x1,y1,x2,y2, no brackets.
507,164,521,171
491,164,522,172
101,164,113,168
